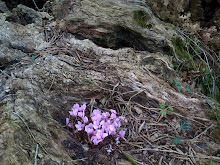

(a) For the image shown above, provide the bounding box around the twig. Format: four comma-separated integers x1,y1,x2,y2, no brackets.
135,148,188,156
192,124,214,141
48,75,56,91
0,69,11,77
159,156,163,165
12,112,48,154
75,50,81,61
32,0,39,11
195,155,220,162
128,90,144,104
69,157,88,162
34,144,39,165
123,141,143,148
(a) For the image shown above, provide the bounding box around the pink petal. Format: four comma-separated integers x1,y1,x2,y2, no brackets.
79,104,86,111
110,109,116,114
119,116,124,121
66,118,73,128
83,116,88,123
78,112,83,118
91,136,102,145
102,132,108,139
102,112,110,119
72,103,80,110
110,113,116,120
91,109,101,117
119,130,126,141
75,121,85,131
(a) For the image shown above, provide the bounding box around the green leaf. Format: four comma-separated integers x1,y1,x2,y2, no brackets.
206,100,214,109
159,102,166,109
171,163,178,165
186,85,192,93
173,137,181,145
174,79,181,85
173,62,178,69
169,78,173,84
160,110,167,116
185,40,190,47
195,45,201,53
31,55,36,61
175,70,180,77
175,84,182,92
180,120,192,131
202,76,210,85
168,105,174,111
122,152,138,165
164,54,169,58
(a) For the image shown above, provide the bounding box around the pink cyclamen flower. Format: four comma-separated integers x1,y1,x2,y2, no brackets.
91,109,102,122
82,116,89,124
69,109,78,117
118,116,124,121
91,109,101,117
96,129,108,140
67,103,126,145
110,110,117,120
91,129,108,145
72,103,80,110
112,119,120,128
91,135,102,145
118,130,126,140
75,121,85,132
102,112,110,119
70,104,80,117
110,109,116,114
85,123,94,134
79,104,86,111
93,120,100,129
91,114,102,123
78,111,84,118
108,124,116,135
66,118,72,128
115,137,120,144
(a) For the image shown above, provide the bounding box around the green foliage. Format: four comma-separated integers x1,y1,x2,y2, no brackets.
168,105,174,111
122,152,138,165
169,78,182,92
206,100,214,109
132,9,149,27
31,55,36,61
174,79,182,92
159,102,166,109
180,120,192,132
173,137,181,145
174,69,181,77
171,36,192,59
196,71,219,100
160,110,167,116
159,103,174,116
171,163,178,165
186,85,192,93
168,34,219,101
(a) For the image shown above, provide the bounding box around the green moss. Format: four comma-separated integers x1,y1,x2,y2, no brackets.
133,9,149,27
170,36,192,59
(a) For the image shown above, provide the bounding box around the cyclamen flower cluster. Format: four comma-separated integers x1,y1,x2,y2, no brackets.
66,103,126,145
